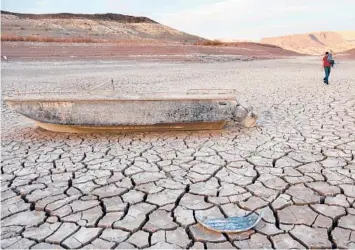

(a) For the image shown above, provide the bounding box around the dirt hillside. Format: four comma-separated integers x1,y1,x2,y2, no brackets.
1,10,202,43
261,31,355,55
1,10,304,59
337,47,355,60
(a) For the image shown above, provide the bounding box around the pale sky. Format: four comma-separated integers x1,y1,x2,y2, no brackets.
2,0,355,40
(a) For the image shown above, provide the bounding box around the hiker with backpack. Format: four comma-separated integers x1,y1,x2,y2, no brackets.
322,51,334,84
328,50,335,67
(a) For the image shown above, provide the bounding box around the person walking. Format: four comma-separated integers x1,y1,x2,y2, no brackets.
323,52,332,84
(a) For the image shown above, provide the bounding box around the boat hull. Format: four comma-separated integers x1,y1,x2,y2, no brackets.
5,95,249,132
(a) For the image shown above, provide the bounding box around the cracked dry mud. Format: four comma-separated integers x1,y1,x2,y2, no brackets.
1,58,355,249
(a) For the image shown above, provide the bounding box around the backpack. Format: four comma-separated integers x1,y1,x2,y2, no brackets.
327,54,335,65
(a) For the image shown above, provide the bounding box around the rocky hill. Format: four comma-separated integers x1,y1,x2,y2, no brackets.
1,10,158,23
261,31,355,55
1,10,202,43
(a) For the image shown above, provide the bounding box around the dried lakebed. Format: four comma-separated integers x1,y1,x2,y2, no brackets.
1,58,355,249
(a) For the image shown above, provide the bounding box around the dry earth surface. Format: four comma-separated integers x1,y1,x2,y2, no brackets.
1,57,355,249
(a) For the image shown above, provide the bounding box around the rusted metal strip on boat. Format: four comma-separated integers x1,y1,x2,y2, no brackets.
34,120,227,133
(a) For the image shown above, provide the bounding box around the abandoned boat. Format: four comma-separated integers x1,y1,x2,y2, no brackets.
4,92,257,133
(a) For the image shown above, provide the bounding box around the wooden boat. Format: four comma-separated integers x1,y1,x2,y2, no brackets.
196,210,263,233
4,90,257,133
